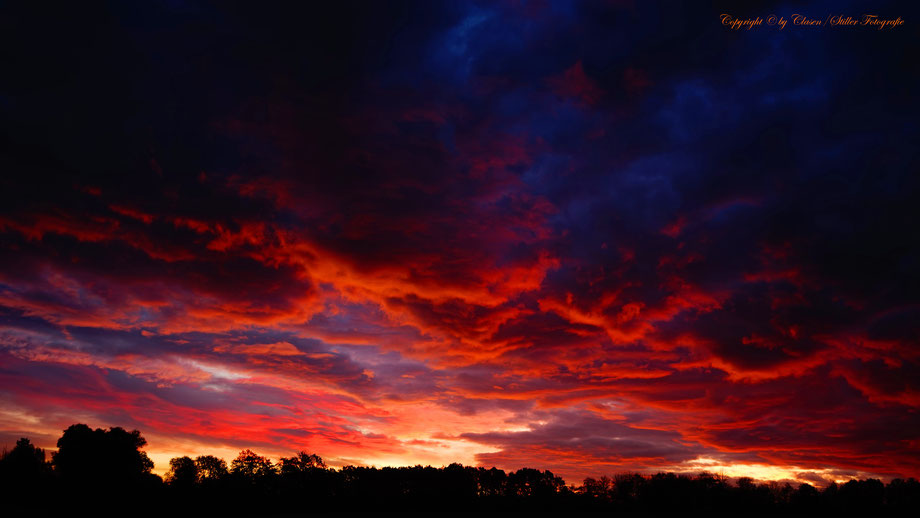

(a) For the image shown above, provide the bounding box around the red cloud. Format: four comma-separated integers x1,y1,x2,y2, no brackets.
547,61,603,105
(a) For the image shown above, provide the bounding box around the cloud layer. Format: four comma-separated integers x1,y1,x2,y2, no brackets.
1,0,918,484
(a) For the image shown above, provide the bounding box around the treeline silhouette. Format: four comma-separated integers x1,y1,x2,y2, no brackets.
2,424,918,516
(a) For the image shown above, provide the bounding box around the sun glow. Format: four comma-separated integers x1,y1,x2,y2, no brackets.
676,457,856,487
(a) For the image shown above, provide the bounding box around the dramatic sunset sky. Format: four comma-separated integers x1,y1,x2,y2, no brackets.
1,1,918,485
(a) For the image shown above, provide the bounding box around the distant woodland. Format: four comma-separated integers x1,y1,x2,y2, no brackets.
2,424,918,516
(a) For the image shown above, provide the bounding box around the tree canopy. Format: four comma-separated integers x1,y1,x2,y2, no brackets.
52,424,153,484
2,424,919,517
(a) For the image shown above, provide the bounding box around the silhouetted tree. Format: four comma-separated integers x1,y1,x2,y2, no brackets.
441,463,478,505
230,449,276,480
766,480,795,508
582,475,613,501
194,454,229,481
166,456,199,486
0,437,48,476
839,478,885,513
791,482,821,513
279,451,326,474
47,424,159,514
52,424,154,484
886,477,920,514
276,451,333,510
0,437,52,505
611,472,644,509
475,466,507,499
692,472,729,511
5,423,920,516
507,467,566,504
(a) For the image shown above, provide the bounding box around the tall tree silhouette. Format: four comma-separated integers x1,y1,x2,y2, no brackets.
583,475,613,501
279,451,326,474
0,437,51,504
507,467,566,500
230,449,276,480
0,437,48,475
52,424,154,485
166,456,199,486
195,455,229,482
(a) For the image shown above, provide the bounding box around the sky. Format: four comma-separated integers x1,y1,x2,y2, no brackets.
1,0,918,486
